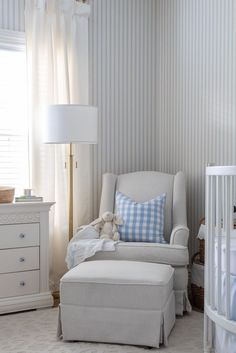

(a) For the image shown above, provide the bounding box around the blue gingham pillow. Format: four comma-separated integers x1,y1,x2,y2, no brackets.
115,191,166,243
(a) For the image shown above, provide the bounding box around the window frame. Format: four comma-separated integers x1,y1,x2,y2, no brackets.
0,29,30,193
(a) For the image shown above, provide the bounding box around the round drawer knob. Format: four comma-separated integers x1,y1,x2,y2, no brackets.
20,281,25,286
19,233,25,239
19,257,25,262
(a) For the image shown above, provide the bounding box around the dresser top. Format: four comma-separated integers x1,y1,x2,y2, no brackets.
0,202,55,213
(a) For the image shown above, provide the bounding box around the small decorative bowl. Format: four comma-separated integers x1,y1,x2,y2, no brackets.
0,187,15,203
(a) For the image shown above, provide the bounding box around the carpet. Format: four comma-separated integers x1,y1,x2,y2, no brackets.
0,308,203,353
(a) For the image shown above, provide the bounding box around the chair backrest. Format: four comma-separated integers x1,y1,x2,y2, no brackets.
99,171,187,243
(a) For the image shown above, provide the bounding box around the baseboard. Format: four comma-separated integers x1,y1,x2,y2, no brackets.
0,292,53,314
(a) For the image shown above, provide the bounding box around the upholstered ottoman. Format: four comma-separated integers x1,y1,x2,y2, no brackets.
58,260,175,348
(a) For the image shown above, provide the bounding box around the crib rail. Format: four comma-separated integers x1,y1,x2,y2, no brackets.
204,166,236,353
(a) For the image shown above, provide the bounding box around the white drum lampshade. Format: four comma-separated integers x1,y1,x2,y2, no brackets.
44,104,98,144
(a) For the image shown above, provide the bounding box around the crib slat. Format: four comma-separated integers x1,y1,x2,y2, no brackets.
222,175,226,316
230,175,233,239
210,176,216,310
216,176,222,314
205,175,210,304
225,176,231,320
206,175,211,305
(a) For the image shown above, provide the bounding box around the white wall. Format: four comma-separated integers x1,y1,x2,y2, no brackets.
0,0,24,31
89,0,236,254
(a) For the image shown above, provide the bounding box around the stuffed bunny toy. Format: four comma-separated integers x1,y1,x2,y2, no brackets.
91,211,123,241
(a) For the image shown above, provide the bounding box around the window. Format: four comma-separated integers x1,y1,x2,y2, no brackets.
0,30,29,195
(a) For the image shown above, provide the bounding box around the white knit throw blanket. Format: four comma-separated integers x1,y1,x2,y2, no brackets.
65,225,116,269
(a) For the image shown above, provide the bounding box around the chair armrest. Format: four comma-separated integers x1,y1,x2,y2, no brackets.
170,225,189,247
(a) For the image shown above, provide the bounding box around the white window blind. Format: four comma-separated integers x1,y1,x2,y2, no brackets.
0,31,29,195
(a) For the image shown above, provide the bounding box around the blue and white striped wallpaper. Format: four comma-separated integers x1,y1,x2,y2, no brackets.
89,0,236,255
0,0,24,32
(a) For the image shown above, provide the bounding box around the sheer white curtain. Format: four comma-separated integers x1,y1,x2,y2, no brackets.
25,0,91,291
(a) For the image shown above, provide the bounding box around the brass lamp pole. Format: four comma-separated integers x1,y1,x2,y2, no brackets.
68,142,74,240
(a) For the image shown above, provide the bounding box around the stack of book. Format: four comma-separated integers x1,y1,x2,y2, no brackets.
15,195,43,203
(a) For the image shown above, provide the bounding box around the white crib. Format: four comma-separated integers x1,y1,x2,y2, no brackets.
204,166,236,353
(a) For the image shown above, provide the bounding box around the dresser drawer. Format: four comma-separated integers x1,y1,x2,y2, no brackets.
0,223,39,249
0,247,39,274
0,270,39,298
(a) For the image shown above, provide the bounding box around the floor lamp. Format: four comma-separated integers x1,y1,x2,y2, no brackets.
44,104,98,240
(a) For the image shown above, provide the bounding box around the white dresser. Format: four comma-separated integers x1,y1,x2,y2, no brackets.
0,202,54,314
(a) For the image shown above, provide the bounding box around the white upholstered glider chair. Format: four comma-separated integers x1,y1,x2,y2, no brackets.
87,171,191,315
